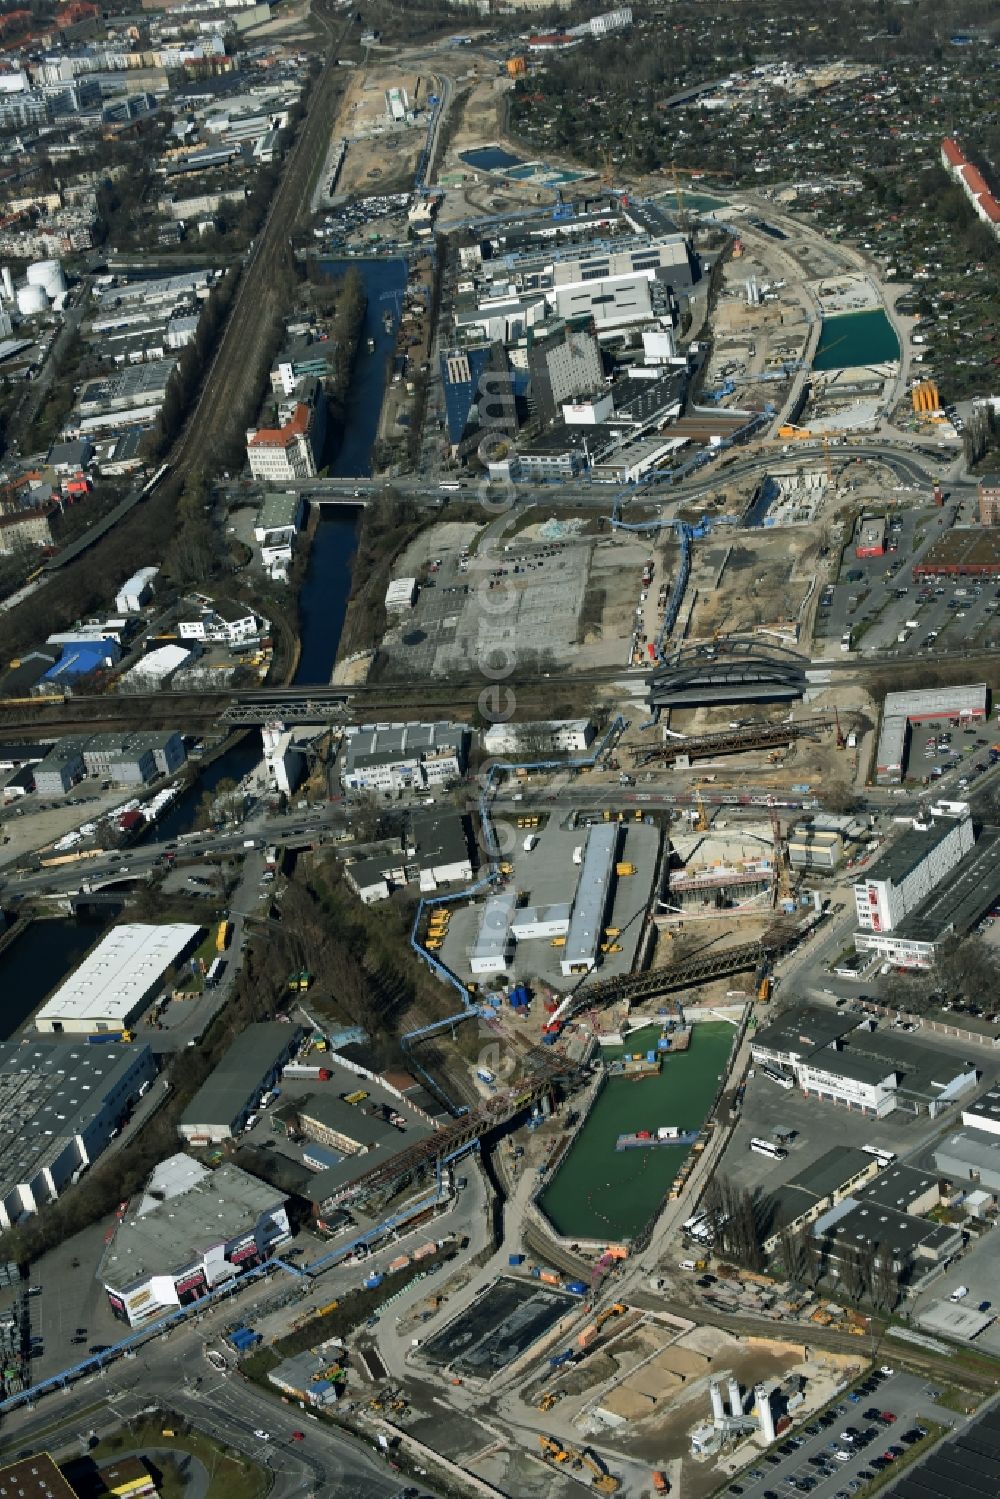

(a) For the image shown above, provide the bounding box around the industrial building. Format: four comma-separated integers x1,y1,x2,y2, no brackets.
34,923,202,1036
521,318,604,422
482,718,595,756
935,1127,1000,1193
854,514,886,558
874,684,987,784
854,827,1000,968
341,722,468,795
33,740,86,795
79,729,186,784
853,802,973,934
812,1195,962,1282
751,1002,978,1118
787,827,843,871
761,1146,880,1251
178,1022,306,1144
471,889,516,976
0,1455,79,1499
253,492,304,576
281,1093,388,1155
268,1344,344,1408
102,1154,290,1325
961,1085,1000,1136
177,599,260,645
343,810,473,904
0,1037,156,1230
384,577,418,612
115,566,159,614
560,821,619,975
912,531,1000,578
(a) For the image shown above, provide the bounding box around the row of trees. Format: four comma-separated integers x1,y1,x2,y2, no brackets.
141,265,241,463
704,1173,904,1310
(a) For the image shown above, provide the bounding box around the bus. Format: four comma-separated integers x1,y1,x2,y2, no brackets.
761,1065,794,1091
750,1138,788,1160
861,1145,896,1167
205,957,226,989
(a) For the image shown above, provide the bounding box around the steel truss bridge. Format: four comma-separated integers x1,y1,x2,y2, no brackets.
632,712,843,766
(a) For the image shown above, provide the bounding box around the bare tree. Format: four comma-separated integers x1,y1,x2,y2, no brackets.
871,1244,900,1312
836,1243,867,1305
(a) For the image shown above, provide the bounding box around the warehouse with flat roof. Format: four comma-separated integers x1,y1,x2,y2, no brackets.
178,1022,306,1143
102,1156,290,1325
913,531,1000,577
34,923,201,1035
561,822,618,976
0,1038,156,1229
874,684,987,784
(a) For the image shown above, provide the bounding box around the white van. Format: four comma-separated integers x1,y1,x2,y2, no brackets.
950,1285,969,1302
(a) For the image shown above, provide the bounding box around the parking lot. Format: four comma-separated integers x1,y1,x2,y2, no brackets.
814,496,1000,660
723,1369,962,1499
912,1225,1000,1356
719,1029,997,1203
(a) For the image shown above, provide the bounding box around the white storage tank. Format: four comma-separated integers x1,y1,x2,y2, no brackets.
17,282,48,316
27,259,66,300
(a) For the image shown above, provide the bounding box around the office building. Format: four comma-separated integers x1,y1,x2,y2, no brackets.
854,827,1000,968
341,722,468,794
0,1038,156,1229
246,400,321,482
35,923,201,1036
440,341,516,451
523,319,604,422
854,802,973,933
102,1155,290,1325
178,1022,306,1144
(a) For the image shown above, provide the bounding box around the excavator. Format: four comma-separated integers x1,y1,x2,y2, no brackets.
537,1436,621,1493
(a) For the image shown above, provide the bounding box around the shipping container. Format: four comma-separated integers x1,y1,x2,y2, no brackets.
387,1255,410,1273
509,1253,526,1266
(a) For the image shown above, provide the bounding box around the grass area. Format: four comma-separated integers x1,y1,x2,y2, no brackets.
86,1418,268,1499
927,1384,983,1415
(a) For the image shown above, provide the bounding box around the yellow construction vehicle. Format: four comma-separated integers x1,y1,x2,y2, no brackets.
550,936,566,948
580,1450,621,1494
537,1390,560,1411
615,862,636,877
604,927,621,938
538,1435,573,1464
600,943,623,954
693,789,708,833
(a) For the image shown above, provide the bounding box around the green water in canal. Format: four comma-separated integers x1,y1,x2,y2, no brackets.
812,310,900,370
538,1021,735,1242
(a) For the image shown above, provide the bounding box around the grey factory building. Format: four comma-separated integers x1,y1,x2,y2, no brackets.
178,1022,305,1144
0,1038,157,1229
812,1195,962,1282
935,1128,1000,1193
762,1146,880,1251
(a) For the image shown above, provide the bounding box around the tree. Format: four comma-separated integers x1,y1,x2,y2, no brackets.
836,1243,868,1305
871,1244,900,1312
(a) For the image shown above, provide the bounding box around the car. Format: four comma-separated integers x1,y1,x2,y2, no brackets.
979,1300,992,1312
253,1430,270,1441
805,1424,820,1435
765,1454,782,1466
290,1431,305,1442
864,1408,881,1421
749,1471,765,1481
88,1344,110,1354
764,1491,781,1499
870,1458,888,1472
847,1392,861,1403
728,1487,744,1496
888,1444,905,1457
880,1412,896,1424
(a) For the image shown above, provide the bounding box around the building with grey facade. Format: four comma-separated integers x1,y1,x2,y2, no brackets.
0,1038,156,1229
178,1023,306,1144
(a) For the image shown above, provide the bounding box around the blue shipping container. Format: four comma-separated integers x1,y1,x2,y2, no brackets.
509,1253,526,1266
566,1280,587,1295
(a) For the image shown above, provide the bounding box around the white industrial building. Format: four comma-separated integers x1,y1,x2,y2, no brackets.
34,923,201,1035
482,718,595,757
341,722,468,794
262,722,306,796
0,1038,156,1230
102,1155,290,1326
962,1086,1000,1137
470,890,515,976
117,643,192,690
114,566,159,614
853,802,973,936
875,684,987,784
384,577,418,611
561,822,618,975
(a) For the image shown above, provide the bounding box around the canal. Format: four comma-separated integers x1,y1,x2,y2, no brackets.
294,256,407,686
149,731,263,842
813,310,900,370
0,914,115,1038
538,1021,735,1242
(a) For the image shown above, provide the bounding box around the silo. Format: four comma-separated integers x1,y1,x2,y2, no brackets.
27,259,66,301
17,283,49,316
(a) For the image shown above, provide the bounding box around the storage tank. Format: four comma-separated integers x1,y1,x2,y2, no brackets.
27,259,66,300
16,283,48,316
